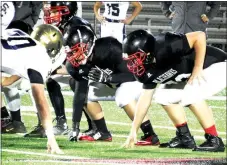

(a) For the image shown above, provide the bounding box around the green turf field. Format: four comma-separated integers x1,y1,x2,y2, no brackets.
1,91,226,165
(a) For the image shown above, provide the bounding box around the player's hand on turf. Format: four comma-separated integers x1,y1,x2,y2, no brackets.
47,137,64,154
88,67,111,83
187,66,206,85
122,135,136,149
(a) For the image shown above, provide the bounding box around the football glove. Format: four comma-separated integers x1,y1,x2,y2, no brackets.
88,66,112,83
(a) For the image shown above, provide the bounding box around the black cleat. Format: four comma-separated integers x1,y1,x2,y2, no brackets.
52,117,70,135
159,131,196,149
193,134,225,152
2,120,27,134
24,124,46,138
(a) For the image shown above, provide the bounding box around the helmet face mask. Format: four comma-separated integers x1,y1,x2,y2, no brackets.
66,43,90,67
43,1,78,27
43,6,69,26
64,26,96,68
123,29,156,77
123,50,147,76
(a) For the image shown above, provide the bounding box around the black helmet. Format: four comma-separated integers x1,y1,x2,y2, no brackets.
64,25,96,67
43,1,78,26
122,29,156,76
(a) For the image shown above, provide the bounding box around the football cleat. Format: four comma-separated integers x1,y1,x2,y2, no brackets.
2,121,27,134
159,131,196,149
68,129,80,142
193,134,225,152
136,134,160,146
79,130,112,142
52,117,70,135
78,128,97,140
24,124,46,138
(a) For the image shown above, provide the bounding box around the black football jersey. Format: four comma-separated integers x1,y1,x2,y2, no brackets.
66,36,135,83
135,32,227,89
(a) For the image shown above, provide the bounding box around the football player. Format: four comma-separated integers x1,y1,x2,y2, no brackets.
64,25,160,146
25,1,96,137
1,1,64,154
122,30,226,152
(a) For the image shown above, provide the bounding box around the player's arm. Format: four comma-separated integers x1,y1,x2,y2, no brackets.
123,87,156,148
66,62,89,137
123,2,142,25
1,75,21,87
28,69,62,154
94,2,105,23
185,31,206,84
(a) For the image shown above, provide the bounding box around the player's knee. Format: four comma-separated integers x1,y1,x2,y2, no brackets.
69,78,76,92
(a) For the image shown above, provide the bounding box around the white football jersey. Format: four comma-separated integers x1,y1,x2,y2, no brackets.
103,2,129,20
1,2,15,31
1,29,52,82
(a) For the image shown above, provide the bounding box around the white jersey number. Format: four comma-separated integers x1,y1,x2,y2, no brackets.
106,3,120,16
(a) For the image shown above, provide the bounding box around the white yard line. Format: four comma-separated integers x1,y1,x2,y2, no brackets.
21,112,226,136
2,149,86,159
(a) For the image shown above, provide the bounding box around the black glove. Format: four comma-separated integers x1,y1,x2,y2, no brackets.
88,67,112,83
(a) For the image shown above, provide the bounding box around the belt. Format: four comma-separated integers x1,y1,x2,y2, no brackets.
105,18,121,23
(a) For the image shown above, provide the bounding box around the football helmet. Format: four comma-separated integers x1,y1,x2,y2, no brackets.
64,25,96,67
31,24,66,72
43,1,78,26
122,30,156,76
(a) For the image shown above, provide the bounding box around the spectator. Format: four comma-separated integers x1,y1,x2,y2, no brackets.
94,1,142,43
160,2,221,33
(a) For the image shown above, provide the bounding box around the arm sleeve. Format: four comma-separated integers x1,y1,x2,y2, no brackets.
165,32,191,56
109,73,135,83
72,79,89,123
206,2,221,20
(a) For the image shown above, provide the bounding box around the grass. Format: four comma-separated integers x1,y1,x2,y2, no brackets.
1,90,227,165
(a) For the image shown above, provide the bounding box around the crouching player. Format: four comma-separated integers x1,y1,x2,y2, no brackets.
1,1,65,154
122,29,226,152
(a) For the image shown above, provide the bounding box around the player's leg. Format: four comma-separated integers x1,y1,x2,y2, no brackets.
1,94,11,131
183,62,226,152
115,81,160,146
1,87,27,133
46,76,70,135
153,83,196,149
189,101,225,152
79,82,114,142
